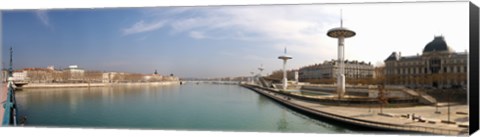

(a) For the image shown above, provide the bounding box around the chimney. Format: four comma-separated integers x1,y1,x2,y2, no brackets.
394,52,400,60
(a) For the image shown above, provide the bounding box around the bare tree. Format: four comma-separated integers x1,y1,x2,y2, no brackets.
378,83,388,113
125,73,144,82
85,71,103,83
373,67,386,85
51,71,63,83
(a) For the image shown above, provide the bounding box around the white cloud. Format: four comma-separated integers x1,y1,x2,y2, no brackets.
158,6,340,59
243,54,270,61
35,10,50,27
189,31,206,39
124,3,468,67
122,20,166,35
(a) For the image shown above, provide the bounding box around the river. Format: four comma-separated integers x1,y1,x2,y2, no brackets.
15,83,352,133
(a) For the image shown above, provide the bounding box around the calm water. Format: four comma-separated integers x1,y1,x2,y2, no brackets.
16,83,351,133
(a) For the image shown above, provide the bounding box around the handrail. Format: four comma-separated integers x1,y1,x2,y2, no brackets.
2,82,17,126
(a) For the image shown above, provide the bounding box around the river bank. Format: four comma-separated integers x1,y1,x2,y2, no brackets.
241,84,469,135
17,81,181,89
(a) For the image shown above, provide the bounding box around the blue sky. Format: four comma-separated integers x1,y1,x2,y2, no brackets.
1,2,469,78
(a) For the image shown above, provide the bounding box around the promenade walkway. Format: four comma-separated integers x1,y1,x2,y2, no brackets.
0,83,6,124
243,84,469,135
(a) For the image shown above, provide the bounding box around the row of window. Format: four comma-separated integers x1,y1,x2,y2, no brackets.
302,65,373,70
299,69,373,79
386,66,467,75
391,58,466,67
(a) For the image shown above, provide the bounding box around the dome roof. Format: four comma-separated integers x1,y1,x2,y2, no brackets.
385,52,399,61
422,36,453,53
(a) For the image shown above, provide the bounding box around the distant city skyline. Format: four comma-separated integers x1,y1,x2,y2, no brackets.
1,2,469,78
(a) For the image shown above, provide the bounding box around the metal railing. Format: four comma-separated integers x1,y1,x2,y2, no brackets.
2,81,17,126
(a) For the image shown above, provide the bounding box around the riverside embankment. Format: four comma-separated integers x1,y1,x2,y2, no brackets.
18,81,180,89
241,84,469,135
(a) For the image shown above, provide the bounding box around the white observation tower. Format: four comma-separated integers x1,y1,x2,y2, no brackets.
327,11,356,99
278,47,293,90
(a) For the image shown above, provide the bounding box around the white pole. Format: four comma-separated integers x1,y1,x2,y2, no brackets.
338,37,345,98
294,71,299,83
283,59,287,90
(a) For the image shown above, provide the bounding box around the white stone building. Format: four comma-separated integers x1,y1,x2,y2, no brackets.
12,71,27,81
299,60,374,81
384,36,467,88
63,65,85,82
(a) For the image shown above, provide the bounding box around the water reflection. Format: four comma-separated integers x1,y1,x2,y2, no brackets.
277,109,288,131
16,84,350,133
254,92,352,133
256,94,271,108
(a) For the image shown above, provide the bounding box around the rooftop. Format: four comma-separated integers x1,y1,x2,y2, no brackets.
423,36,453,53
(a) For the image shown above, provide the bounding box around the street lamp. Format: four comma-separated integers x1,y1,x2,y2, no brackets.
447,89,451,123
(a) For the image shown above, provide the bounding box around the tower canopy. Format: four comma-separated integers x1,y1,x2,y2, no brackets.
327,10,355,38
327,27,356,38
278,47,292,60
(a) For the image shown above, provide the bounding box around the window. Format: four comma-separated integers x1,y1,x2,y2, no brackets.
429,58,441,74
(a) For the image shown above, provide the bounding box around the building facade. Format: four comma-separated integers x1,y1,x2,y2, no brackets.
22,68,61,83
299,59,374,82
63,65,85,82
2,69,9,82
12,70,27,82
384,36,467,88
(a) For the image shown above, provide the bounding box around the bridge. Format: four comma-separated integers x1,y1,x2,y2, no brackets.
1,80,18,126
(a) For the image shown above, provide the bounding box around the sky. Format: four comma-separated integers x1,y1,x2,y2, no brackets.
1,2,469,78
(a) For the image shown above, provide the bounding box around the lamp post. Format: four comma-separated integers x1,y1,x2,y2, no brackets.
9,47,13,77
447,99,450,122
446,54,452,123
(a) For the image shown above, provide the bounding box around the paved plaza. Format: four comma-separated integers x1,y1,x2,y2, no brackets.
0,83,6,124
249,85,469,135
